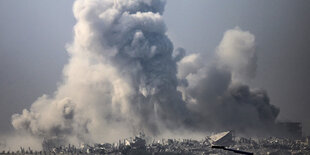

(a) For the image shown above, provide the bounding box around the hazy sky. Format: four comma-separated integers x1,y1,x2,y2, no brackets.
0,0,309,135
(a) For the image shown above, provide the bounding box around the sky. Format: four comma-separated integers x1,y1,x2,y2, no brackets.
0,0,309,136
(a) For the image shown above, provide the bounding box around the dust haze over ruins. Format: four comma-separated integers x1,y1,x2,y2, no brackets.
1,0,308,151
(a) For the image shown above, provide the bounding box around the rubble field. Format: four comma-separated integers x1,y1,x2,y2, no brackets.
1,131,310,155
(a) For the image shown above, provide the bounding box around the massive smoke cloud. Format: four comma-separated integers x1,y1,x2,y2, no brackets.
11,0,279,146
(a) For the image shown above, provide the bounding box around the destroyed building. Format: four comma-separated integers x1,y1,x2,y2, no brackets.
49,133,310,154
1,130,310,154
210,131,234,146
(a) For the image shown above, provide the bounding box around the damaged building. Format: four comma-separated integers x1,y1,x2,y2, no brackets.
2,130,310,155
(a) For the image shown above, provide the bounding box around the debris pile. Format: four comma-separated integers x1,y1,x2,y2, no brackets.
1,132,310,154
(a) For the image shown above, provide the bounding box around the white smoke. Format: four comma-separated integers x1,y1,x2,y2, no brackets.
0,133,42,152
11,0,186,145
217,27,257,83
10,0,279,148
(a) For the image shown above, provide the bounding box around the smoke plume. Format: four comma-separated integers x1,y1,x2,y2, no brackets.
10,0,279,146
177,27,279,134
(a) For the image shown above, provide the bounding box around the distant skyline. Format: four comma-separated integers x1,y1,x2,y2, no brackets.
0,0,310,136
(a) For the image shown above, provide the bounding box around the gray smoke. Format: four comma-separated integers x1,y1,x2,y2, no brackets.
177,27,279,135
10,0,279,146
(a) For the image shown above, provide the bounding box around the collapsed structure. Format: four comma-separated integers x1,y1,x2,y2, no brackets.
209,131,234,146
2,131,310,155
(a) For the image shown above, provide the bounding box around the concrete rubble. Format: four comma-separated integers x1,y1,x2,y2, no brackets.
1,132,310,154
